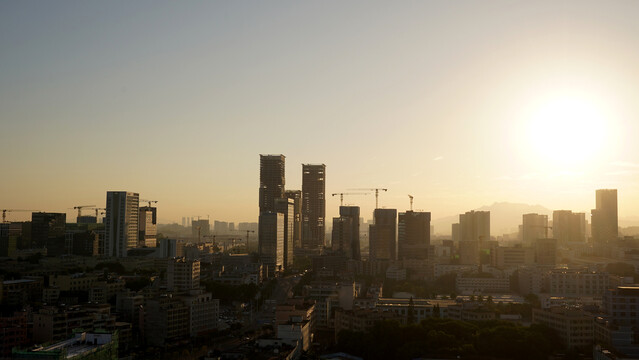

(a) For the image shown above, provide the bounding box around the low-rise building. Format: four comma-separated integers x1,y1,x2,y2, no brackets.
532,307,594,350
14,331,118,360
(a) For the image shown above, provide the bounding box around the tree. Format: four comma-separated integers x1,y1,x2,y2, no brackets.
407,297,415,324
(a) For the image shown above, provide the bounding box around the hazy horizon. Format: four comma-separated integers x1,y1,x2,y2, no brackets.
3,1,639,226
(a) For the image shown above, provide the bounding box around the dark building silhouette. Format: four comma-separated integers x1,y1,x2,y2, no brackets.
553,210,586,244
31,212,66,256
369,208,397,261
259,154,285,214
285,190,302,249
398,210,431,260
302,164,326,249
592,189,618,247
332,206,361,260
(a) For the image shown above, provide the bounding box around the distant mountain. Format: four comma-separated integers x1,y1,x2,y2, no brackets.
432,202,552,236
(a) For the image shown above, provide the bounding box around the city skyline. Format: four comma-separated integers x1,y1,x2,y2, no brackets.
3,1,639,226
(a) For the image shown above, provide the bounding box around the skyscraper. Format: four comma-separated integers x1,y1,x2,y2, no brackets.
459,210,490,242
259,154,285,214
302,164,326,249
275,198,295,268
105,191,139,257
521,213,548,245
332,206,361,260
398,211,431,260
592,189,618,246
369,208,397,261
285,190,303,249
191,219,210,241
258,212,284,278
553,210,586,244
138,206,157,247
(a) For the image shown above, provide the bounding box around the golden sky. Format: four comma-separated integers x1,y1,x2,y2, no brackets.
2,1,639,228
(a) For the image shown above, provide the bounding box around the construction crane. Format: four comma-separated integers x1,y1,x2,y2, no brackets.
237,230,255,252
2,209,38,223
92,208,106,218
331,192,370,206
408,195,414,211
348,188,388,209
140,199,158,208
73,205,96,219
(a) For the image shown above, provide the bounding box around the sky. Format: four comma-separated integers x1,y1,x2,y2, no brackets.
2,1,639,228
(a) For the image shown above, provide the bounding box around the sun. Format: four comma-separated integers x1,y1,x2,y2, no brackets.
525,94,609,168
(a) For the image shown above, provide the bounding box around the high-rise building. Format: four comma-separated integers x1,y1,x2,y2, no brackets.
459,210,490,242
285,190,303,249
138,206,157,247
553,210,586,244
451,223,461,243
521,213,548,245
191,219,210,241
31,212,66,256
398,211,431,260
105,191,139,258
275,198,295,268
214,221,229,234
332,206,361,260
302,164,326,249
369,208,397,261
259,154,285,213
592,189,618,246
259,212,284,277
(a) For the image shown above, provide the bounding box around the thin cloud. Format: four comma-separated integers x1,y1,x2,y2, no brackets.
433,156,443,161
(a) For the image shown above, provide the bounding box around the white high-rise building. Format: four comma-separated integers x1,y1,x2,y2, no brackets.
105,191,139,257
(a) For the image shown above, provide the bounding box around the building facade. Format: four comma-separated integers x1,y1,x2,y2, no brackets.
302,164,326,249
105,191,139,257
397,211,431,260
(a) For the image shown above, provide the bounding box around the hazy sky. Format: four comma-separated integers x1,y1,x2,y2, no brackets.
2,1,639,228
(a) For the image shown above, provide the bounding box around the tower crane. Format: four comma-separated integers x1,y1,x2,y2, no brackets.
331,192,370,206
348,188,388,209
2,209,38,223
237,230,255,252
73,205,96,219
408,195,414,211
140,199,158,208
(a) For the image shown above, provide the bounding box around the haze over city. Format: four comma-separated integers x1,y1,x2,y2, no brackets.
3,1,639,225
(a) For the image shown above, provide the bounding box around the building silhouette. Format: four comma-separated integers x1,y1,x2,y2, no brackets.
138,206,157,247
592,189,618,247
369,208,397,261
302,164,326,249
459,210,490,242
275,198,295,268
331,206,361,260
521,213,548,245
105,191,139,257
398,210,431,260
259,212,284,277
191,219,210,241
285,190,303,249
259,154,285,214
553,210,586,244
31,212,66,256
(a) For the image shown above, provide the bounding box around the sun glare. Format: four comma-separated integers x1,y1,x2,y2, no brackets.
526,95,609,168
